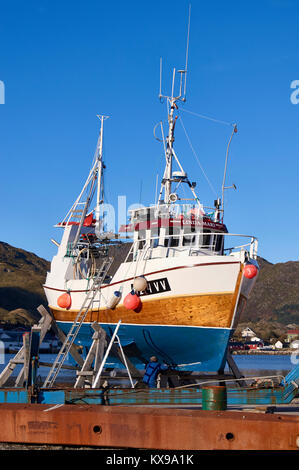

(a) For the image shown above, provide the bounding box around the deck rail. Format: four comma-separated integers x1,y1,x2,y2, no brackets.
125,232,258,262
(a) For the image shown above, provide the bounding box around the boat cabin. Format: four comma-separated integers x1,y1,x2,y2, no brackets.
119,205,228,260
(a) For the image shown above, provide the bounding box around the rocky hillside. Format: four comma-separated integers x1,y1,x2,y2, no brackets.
235,256,299,341
0,242,50,325
0,241,131,326
243,257,299,325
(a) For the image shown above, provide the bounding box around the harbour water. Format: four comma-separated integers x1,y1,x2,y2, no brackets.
0,353,297,383
225,354,297,379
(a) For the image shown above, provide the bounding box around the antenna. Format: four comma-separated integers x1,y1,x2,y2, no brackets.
221,124,238,221
183,4,191,99
155,173,159,207
171,68,176,100
155,5,199,208
159,5,191,103
159,57,163,100
139,179,143,205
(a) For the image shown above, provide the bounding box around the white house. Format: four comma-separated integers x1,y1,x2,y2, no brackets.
241,327,256,339
274,340,283,349
290,339,299,349
251,336,262,342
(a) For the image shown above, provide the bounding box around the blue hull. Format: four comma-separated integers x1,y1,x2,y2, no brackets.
58,322,233,372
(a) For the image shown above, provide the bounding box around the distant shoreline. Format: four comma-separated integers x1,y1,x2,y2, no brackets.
231,349,296,355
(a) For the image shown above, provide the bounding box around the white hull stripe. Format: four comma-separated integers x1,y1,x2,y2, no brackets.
44,260,240,293
54,320,232,330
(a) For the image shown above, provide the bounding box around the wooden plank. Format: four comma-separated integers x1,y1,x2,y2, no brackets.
37,305,84,368
110,343,143,378
50,292,236,328
74,325,107,388
21,334,30,388
0,346,25,387
0,308,54,387
93,324,106,374
15,309,54,387
226,352,247,388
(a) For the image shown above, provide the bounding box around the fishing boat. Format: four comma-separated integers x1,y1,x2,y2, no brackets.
43,59,259,373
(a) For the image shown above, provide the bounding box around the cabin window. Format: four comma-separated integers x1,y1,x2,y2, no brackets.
170,237,180,247
138,239,145,249
215,234,224,253
164,226,180,247
137,230,146,250
183,235,196,246
164,237,180,247
152,238,159,248
202,229,211,248
150,230,160,248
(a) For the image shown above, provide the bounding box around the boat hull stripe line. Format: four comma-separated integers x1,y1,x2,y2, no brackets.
43,261,240,293
52,320,232,330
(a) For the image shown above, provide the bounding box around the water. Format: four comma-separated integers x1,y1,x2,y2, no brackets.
0,353,296,383
225,354,296,380
0,354,77,384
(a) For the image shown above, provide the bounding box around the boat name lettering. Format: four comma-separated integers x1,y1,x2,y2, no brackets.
131,277,171,296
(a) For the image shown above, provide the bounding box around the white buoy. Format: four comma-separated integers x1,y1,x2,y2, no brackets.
133,276,148,292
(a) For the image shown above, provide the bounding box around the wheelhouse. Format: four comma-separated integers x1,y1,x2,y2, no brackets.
119,205,228,260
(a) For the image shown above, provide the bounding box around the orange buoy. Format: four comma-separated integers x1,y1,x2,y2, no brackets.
123,291,141,310
57,292,72,309
243,264,258,279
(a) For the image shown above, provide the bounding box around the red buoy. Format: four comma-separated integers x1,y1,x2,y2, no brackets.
243,264,258,279
123,291,141,310
57,292,72,309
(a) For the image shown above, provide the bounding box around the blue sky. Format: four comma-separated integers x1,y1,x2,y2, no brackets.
0,0,299,264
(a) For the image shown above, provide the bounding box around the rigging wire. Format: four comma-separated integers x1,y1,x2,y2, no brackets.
178,115,218,196
180,107,235,127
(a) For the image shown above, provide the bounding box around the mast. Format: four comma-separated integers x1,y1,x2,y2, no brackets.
221,124,237,222
94,114,109,238
158,68,188,207
59,115,109,250
95,115,108,228
164,72,176,204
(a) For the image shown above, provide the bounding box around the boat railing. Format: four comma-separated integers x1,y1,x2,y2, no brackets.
124,232,258,262
64,232,258,266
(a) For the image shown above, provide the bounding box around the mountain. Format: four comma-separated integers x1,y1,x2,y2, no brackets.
243,256,299,325
235,256,299,340
0,241,131,326
0,241,50,325
0,241,298,334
